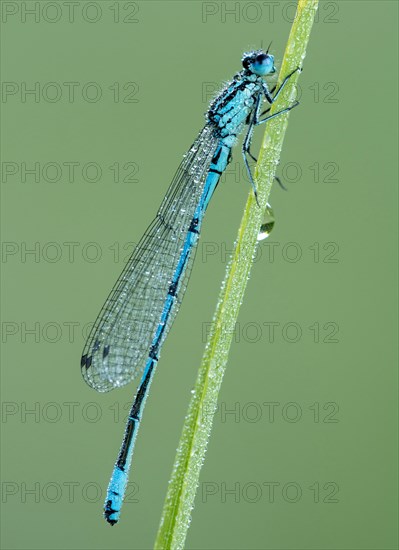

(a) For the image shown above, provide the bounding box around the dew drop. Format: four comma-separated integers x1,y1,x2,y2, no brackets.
257,203,275,241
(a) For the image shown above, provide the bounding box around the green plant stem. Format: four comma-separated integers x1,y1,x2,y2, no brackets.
155,2,319,548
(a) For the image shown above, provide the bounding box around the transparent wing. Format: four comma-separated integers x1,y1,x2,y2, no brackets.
81,124,219,392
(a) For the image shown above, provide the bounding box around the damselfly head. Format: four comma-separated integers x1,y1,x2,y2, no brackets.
242,49,276,77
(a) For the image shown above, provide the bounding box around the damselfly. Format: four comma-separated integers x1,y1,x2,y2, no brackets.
81,48,299,525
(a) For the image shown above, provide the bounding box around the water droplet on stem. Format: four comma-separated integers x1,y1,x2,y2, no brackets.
257,203,275,241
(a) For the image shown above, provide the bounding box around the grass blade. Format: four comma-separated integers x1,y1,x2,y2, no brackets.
155,2,319,547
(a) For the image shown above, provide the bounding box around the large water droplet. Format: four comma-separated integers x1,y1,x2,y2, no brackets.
257,203,275,241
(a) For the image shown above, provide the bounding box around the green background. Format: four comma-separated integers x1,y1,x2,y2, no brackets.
1,1,397,549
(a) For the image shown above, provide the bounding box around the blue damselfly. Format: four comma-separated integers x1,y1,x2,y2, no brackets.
81,48,299,525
